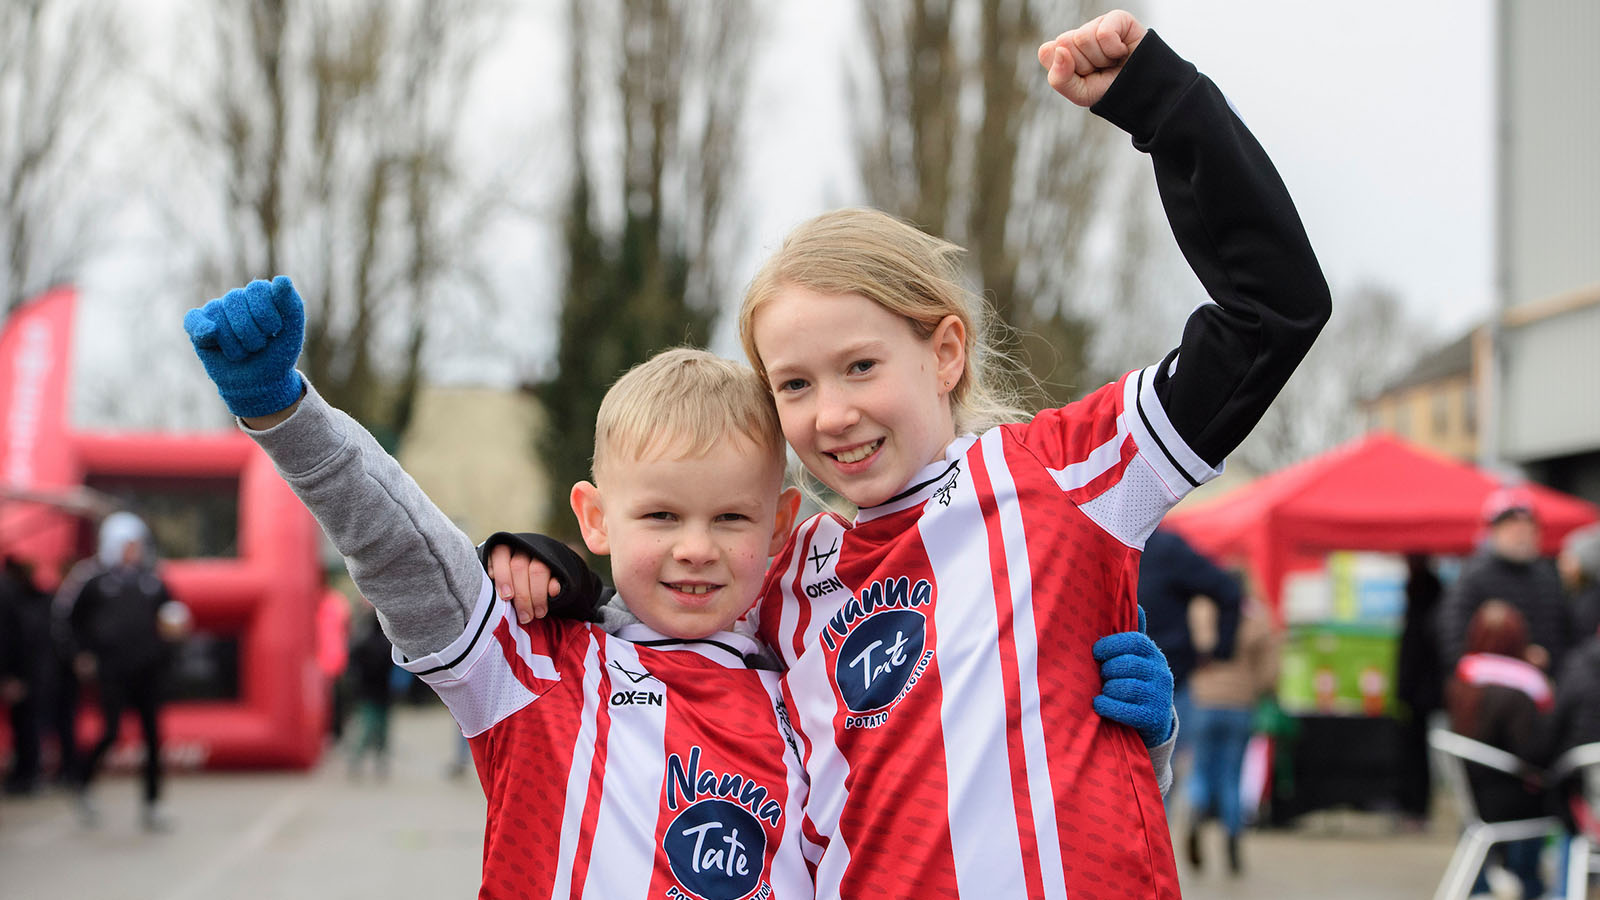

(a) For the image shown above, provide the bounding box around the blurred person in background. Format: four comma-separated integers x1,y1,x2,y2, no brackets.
1558,523,1600,643
1138,526,1242,794
1395,554,1446,830
66,512,188,831
1447,600,1553,900
1183,591,1281,876
345,603,395,780
315,586,351,744
1,556,50,795
1438,487,1574,673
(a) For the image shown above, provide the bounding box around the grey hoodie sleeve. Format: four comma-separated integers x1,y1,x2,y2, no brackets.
241,378,483,659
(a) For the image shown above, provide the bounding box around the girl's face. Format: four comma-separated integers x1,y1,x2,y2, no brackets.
753,286,966,508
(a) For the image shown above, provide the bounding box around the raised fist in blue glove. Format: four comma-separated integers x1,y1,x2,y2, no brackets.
1092,606,1175,747
183,276,306,419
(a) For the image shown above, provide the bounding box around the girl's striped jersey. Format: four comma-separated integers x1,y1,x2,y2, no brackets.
405,577,816,900
753,29,1331,900
757,368,1213,900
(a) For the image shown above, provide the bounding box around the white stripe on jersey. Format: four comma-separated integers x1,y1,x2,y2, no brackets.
1067,366,1225,550
585,640,664,899
1123,363,1223,495
552,632,606,899
1045,419,1129,493
923,447,1031,896
396,574,546,738
977,430,1070,900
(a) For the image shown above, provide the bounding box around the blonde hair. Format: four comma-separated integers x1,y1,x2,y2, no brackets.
593,347,785,477
738,207,1034,435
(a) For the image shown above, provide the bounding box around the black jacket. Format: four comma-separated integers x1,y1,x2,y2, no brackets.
1436,551,1574,671
1137,527,1241,688
68,566,174,678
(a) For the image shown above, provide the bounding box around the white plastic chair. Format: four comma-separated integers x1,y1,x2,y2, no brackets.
1551,741,1600,900
1428,728,1560,900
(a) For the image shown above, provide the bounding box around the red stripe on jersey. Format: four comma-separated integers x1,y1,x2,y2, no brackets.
781,673,827,879
830,523,960,899
566,641,613,900
1062,432,1139,507
787,517,825,661
493,619,560,696
1019,377,1125,469
967,445,1049,900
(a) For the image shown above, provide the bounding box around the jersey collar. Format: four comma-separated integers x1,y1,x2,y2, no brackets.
613,622,764,669
855,433,979,524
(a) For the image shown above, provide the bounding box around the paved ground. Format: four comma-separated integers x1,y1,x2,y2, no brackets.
0,703,1571,899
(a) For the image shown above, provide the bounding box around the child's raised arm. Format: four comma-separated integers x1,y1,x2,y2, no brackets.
1042,11,1332,468
185,278,521,658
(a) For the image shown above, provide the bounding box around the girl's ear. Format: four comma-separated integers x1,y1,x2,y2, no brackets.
930,314,967,394
569,481,610,556
768,486,803,556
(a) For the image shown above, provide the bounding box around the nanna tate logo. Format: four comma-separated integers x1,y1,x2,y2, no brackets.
820,576,936,729
662,746,779,900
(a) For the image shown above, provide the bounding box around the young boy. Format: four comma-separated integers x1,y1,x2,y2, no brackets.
184,277,814,898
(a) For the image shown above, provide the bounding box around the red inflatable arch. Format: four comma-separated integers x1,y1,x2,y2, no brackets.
0,288,328,770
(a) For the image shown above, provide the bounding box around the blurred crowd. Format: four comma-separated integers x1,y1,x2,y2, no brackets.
1141,487,1600,898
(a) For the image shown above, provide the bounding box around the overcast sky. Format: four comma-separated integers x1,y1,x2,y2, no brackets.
71,1,1498,424
736,0,1497,342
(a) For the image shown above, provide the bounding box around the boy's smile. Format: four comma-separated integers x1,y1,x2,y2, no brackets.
572,436,799,639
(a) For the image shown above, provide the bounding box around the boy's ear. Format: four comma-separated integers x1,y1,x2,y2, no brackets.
768,486,803,556
931,313,967,395
569,481,610,556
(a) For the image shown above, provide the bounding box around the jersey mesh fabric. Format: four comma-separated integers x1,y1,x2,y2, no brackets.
757,368,1218,900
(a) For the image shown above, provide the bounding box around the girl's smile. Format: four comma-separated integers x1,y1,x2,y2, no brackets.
752,286,966,508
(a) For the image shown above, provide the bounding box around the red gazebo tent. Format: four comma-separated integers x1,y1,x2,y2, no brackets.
1163,432,1600,609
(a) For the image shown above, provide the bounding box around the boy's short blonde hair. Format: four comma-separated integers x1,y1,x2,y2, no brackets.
593,347,785,477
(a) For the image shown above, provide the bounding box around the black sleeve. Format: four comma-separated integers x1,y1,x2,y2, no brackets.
477,532,607,623
1091,31,1331,467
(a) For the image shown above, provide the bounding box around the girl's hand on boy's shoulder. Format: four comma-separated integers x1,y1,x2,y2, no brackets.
487,544,561,624
1037,10,1147,108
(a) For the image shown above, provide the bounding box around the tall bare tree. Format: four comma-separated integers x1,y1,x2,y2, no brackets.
157,0,507,442
1235,283,1428,471
854,0,1150,401
536,0,754,540
0,0,126,318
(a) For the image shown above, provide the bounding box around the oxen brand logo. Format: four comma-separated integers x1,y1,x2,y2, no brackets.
664,746,779,900
610,689,664,707
808,538,839,574
804,575,845,599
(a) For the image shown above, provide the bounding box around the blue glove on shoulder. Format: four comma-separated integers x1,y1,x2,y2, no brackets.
1092,606,1175,747
183,276,306,419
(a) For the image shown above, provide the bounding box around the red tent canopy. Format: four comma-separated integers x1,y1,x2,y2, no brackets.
1163,432,1600,607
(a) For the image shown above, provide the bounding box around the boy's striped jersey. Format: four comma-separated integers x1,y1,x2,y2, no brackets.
406,575,815,900
755,366,1219,900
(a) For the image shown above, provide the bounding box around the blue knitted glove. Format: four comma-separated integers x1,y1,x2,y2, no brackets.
1092,606,1175,747
183,276,306,418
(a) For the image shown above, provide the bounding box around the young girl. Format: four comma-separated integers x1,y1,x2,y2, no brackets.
500,10,1325,899
732,11,1327,899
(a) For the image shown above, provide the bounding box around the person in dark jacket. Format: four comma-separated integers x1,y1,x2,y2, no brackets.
1394,554,1446,826
1559,523,1600,644
1447,600,1553,900
1138,527,1242,761
345,605,395,780
1436,487,1574,673
69,513,184,831
1,557,52,795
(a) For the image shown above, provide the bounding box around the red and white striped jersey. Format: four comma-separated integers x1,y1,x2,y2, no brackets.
755,365,1219,900
403,574,815,900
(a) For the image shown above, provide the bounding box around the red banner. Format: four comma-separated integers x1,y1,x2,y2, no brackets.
0,288,79,568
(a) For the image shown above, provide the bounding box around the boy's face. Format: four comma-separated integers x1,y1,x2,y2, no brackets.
571,435,800,640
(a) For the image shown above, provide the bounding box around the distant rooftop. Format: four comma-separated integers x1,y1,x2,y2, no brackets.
1378,328,1476,395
